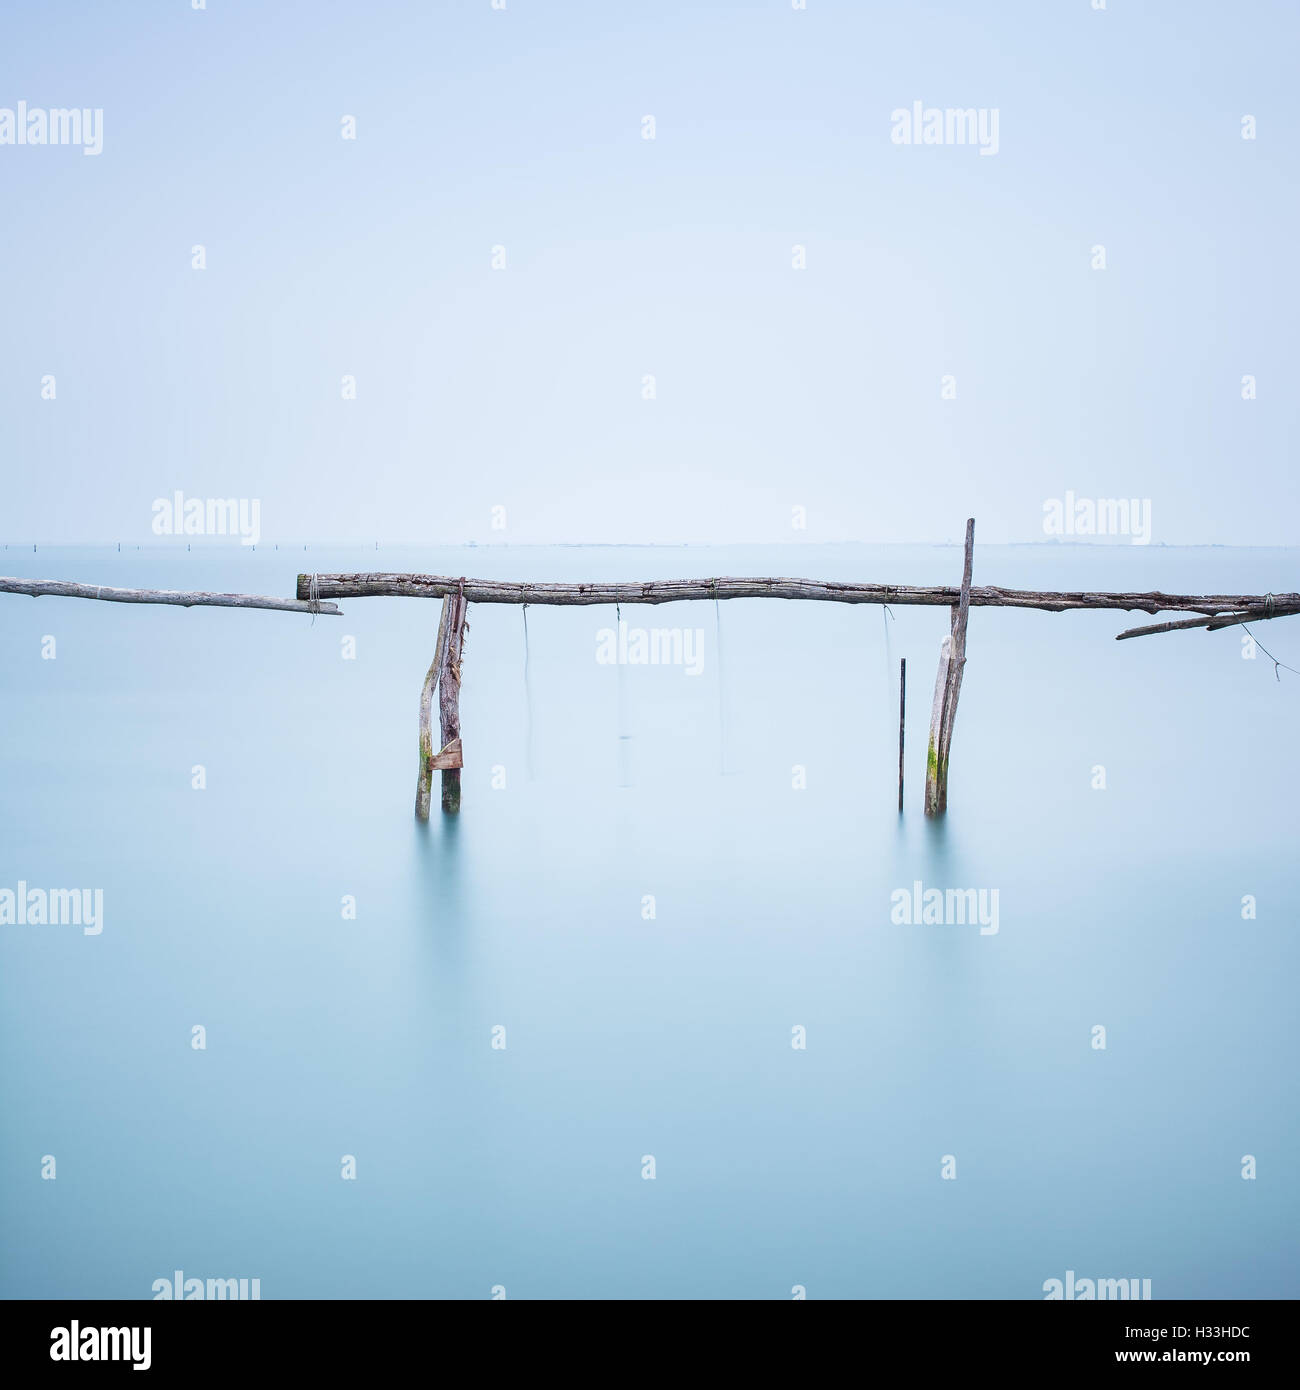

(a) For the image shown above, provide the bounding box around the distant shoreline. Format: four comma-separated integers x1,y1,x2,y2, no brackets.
1,540,1294,553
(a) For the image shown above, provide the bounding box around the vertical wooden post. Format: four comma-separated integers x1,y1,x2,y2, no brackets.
897,657,906,813
415,599,450,821
925,518,974,815
438,589,469,813
924,637,952,814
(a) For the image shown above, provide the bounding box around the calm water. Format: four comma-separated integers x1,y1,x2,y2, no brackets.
1,543,1296,1299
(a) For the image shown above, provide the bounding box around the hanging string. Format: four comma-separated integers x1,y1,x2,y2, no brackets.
616,604,632,787
1213,597,1298,681
881,603,895,694
714,584,725,775
522,604,535,780
1239,621,1300,682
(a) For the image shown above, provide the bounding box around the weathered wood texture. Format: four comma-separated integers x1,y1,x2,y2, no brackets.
925,637,952,816
439,592,469,813
415,599,450,821
1116,606,1300,640
296,571,1298,618
1,576,341,614
926,519,975,816
430,737,463,771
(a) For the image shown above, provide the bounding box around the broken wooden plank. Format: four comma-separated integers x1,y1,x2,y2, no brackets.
429,737,463,771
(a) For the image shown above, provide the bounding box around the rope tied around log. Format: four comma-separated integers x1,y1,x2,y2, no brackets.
881,587,896,648
308,572,321,620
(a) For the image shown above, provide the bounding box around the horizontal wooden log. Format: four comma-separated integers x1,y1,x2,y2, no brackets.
296,572,1297,618
1116,605,1300,640
429,737,463,771
1117,612,1247,640
1,576,341,615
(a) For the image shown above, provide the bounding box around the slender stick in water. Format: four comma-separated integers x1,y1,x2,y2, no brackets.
898,657,906,814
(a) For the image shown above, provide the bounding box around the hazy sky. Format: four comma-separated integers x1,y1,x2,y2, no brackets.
1,1,1295,547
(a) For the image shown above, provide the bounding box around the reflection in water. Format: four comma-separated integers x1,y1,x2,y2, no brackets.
412,807,472,984
414,807,465,913
921,806,955,877
616,647,632,789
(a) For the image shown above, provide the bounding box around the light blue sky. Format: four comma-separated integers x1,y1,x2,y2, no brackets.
1,0,1295,546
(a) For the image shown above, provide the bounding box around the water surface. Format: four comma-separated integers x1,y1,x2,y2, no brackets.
1,543,1295,1298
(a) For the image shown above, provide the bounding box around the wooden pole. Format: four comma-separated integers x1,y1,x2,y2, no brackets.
925,519,974,815
295,571,1298,619
898,657,906,813
924,638,952,815
415,598,450,821
0,571,1291,625
939,518,975,802
0,576,340,614
1116,606,1298,640
438,590,469,813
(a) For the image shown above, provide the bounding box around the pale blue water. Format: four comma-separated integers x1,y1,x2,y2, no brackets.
1,543,1296,1299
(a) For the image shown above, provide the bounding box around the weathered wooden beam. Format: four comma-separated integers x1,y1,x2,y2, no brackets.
439,591,469,813
1116,605,1300,640
296,572,1295,618
1,571,1289,625
415,599,450,822
1,576,341,615
926,519,974,816
1204,611,1290,633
